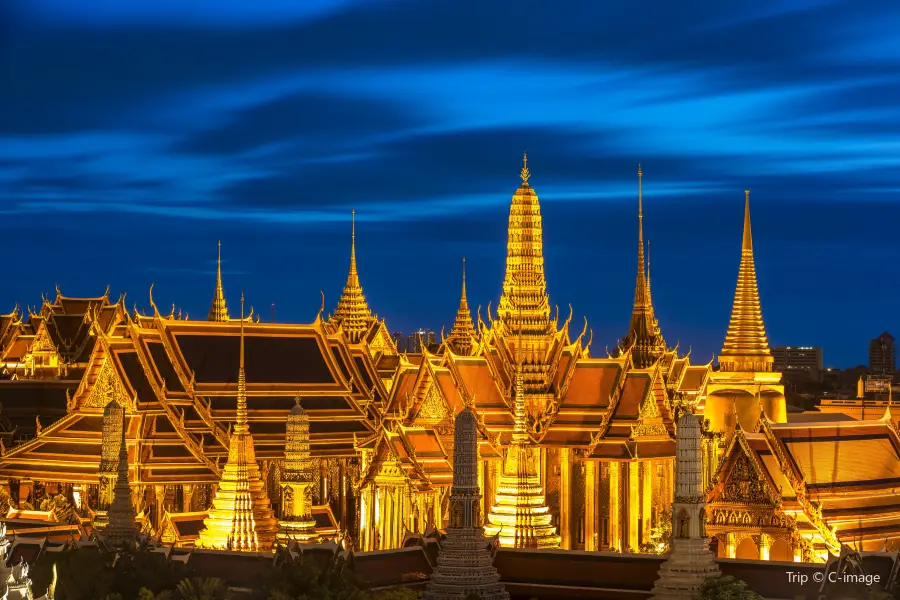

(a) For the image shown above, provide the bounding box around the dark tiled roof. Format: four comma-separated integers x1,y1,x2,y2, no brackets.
176,334,334,384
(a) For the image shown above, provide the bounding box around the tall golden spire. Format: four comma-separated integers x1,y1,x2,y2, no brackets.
719,190,773,372
496,154,552,342
330,210,374,343
447,257,476,355
484,320,559,549
196,294,278,551
208,240,229,322
621,165,666,368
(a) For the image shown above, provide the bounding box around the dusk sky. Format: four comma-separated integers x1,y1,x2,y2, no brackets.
2,0,899,368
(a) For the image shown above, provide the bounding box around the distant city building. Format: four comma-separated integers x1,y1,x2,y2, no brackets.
772,346,823,383
869,332,896,375
392,329,438,353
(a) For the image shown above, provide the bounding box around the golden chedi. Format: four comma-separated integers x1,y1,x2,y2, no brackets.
705,190,785,433
484,344,560,549
195,295,278,551
278,396,318,543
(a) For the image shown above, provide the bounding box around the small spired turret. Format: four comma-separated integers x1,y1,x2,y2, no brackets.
422,408,509,600
102,408,138,549
278,396,318,544
648,410,720,600
208,241,230,322
95,400,124,529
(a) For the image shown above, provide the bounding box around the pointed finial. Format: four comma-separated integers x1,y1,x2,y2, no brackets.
743,189,753,252
520,153,531,183
349,209,358,278
236,291,248,432
461,257,467,299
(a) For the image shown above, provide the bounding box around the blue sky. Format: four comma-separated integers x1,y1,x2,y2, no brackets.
2,0,899,367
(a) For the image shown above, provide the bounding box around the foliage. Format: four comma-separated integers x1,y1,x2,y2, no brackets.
40,494,76,524
175,577,226,600
266,546,369,600
648,508,672,554
698,575,763,600
138,589,174,600
372,588,419,600
41,540,189,600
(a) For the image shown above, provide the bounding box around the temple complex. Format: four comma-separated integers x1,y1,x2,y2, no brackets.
0,157,897,567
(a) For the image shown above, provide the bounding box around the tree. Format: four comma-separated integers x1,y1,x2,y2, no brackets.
175,577,226,600
698,575,762,600
266,547,369,600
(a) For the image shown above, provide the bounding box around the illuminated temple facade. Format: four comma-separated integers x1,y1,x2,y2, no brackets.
1,158,899,562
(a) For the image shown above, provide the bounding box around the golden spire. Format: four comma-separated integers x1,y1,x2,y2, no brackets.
520,152,531,183
497,155,552,342
447,257,476,355
622,165,666,368
484,325,559,548
329,210,374,343
195,294,278,551
719,190,773,372
208,240,229,322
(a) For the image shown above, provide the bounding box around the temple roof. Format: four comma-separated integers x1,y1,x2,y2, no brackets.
709,412,900,547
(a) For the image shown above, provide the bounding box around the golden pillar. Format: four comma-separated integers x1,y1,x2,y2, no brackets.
583,461,597,551
726,533,736,558
559,448,573,549
183,484,194,512
759,533,771,561
627,461,640,552
154,484,167,528
641,461,652,545
608,462,621,551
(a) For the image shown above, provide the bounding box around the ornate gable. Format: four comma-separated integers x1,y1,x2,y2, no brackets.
631,385,668,439
83,357,134,412
712,436,779,507
368,321,398,357
413,383,452,428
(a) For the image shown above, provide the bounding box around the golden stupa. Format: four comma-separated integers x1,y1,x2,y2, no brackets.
195,295,278,551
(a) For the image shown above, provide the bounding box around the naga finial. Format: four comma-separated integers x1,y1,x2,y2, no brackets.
103,284,111,299
316,290,326,322
562,304,574,332
578,316,588,343
148,283,159,315
440,325,446,344
586,328,593,353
